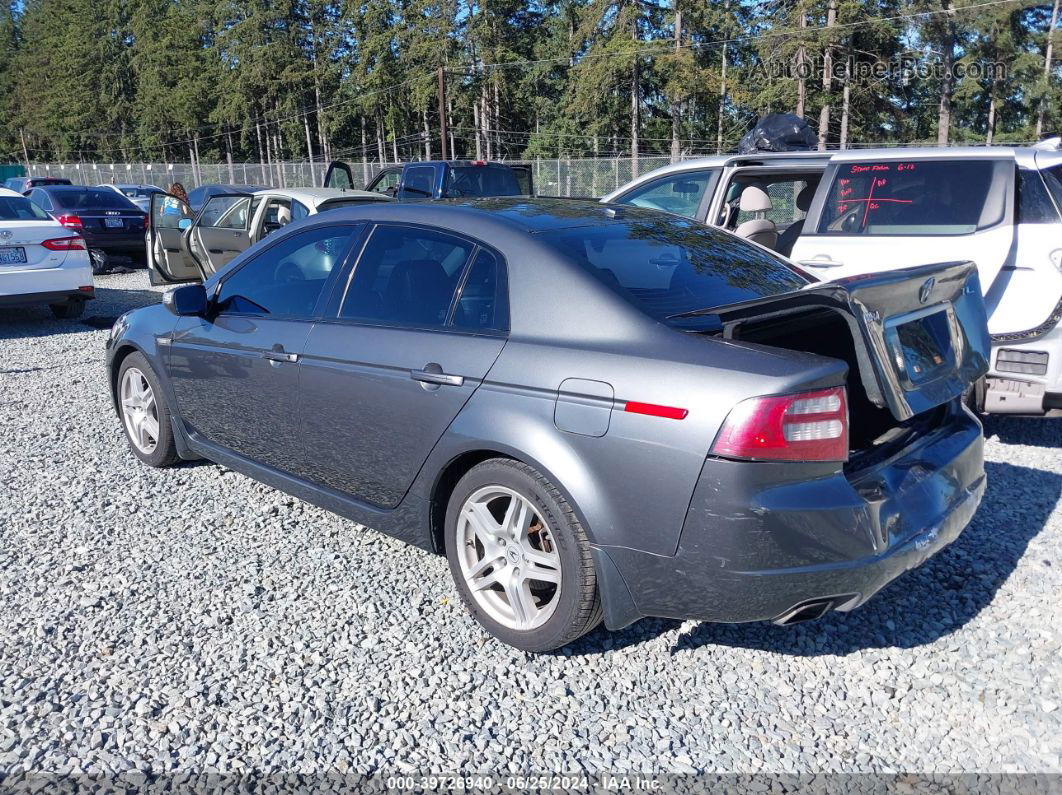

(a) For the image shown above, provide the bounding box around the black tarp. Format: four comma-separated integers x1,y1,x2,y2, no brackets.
737,114,818,153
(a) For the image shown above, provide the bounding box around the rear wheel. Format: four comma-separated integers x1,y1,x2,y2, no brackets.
49,300,84,319
117,352,179,467
445,458,601,652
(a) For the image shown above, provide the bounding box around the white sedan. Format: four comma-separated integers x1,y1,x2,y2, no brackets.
0,187,93,319
146,186,389,285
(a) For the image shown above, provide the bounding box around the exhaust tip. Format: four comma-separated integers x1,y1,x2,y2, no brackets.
773,598,837,626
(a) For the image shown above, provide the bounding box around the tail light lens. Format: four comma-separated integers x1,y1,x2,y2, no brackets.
56,214,83,230
41,236,87,251
711,386,848,462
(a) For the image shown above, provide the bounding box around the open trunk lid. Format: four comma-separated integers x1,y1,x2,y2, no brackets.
710,261,990,420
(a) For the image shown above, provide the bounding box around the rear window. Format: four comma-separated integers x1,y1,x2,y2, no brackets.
535,216,809,331
119,187,162,199
445,166,521,198
816,159,1006,236
51,189,139,210
0,196,51,221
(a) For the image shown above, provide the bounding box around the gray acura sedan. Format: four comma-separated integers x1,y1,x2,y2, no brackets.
106,199,991,651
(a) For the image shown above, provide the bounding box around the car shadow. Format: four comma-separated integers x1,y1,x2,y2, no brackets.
562,460,1060,657
983,414,1062,449
0,286,162,340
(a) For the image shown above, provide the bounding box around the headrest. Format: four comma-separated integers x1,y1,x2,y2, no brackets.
276,205,292,224
739,185,773,212
796,184,815,212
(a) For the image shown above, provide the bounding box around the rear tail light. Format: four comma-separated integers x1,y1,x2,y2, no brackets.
711,386,848,462
56,214,83,230
41,236,87,251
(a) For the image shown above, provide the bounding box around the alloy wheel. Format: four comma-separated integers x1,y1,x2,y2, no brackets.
120,367,160,455
455,486,562,631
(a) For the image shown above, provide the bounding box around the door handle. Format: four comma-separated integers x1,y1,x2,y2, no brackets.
263,350,298,363
411,367,464,387
798,256,845,268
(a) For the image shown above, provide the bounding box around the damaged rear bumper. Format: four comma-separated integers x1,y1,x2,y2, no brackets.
592,402,985,630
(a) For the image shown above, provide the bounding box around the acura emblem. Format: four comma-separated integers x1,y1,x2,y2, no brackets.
0,230,10,241
919,277,935,304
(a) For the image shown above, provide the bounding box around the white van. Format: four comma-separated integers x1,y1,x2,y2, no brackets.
603,142,1062,416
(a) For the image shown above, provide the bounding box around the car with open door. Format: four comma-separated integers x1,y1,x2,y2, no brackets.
324,160,533,199
604,141,1062,417
109,198,989,651
145,186,389,285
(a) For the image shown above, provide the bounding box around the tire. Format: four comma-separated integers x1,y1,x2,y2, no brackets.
116,352,180,468
49,300,84,319
445,458,602,652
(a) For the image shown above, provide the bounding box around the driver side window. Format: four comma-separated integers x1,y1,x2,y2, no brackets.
614,170,714,219
217,225,361,318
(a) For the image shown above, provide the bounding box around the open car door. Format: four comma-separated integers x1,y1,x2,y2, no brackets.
323,160,355,189
184,193,254,278
147,192,203,286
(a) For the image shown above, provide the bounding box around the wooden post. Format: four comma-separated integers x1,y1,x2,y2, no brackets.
438,67,449,161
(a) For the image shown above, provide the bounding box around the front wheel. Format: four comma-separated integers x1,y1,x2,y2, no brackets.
445,458,602,652
117,352,180,467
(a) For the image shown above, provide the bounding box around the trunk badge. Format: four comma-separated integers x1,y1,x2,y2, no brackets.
0,230,10,241
919,277,936,304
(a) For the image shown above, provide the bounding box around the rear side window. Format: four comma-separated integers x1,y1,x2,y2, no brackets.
0,196,50,221
535,216,808,331
399,167,435,199
1042,165,1062,214
1017,169,1061,223
816,159,1006,235
338,224,473,329
615,171,713,218
453,249,508,333
51,189,139,210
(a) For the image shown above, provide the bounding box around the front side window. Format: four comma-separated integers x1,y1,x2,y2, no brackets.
615,171,713,218
725,177,817,229
199,195,252,229
816,159,1006,235
369,170,400,195
535,216,808,332
217,225,359,318
338,224,474,328
0,196,51,221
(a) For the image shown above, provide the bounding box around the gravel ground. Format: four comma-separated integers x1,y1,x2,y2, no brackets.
0,270,1060,780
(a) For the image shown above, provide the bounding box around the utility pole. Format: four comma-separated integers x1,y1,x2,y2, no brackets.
438,67,449,161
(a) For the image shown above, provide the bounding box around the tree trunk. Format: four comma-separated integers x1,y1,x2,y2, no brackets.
361,116,369,183
376,118,386,165
225,126,235,183
986,85,997,144
447,96,455,160
818,0,838,151
304,115,316,186
391,124,399,163
192,134,203,187
631,56,640,177
473,99,483,160
937,0,956,145
422,107,431,160
716,43,728,155
839,53,851,149
1036,0,1060,138
671,6,683,163
255,120,265,167
796,11,807,118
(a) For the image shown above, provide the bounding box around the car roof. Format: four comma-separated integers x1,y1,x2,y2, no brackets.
251,187,386,206
0,187,24,197
315,196,675,234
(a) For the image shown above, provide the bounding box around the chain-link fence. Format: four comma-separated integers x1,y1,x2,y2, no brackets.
26,156,694,198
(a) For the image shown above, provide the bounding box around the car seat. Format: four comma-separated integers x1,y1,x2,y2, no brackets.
734,186,778,250
776,184,816,257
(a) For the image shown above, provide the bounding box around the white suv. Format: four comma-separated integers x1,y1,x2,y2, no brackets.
0,187,94,318
604,142,1062,416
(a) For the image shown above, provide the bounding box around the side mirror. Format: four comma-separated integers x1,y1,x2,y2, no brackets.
177,217,192,231
163,284,208,317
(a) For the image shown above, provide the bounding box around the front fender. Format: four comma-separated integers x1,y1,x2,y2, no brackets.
105,304,179,413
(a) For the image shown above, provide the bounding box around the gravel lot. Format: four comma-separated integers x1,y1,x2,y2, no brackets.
1,270,1060,780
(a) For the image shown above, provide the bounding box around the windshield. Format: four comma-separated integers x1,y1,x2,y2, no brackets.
445,166,522,198
0,196,51,221
816,159,1006,236
51,189,140,210
535,216,809,331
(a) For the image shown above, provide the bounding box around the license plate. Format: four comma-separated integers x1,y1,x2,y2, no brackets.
0,247,27,265
104,217,124,228
891,309,955,386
